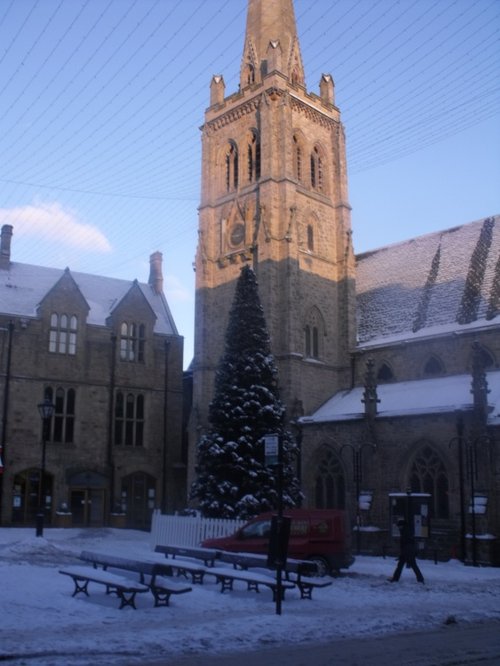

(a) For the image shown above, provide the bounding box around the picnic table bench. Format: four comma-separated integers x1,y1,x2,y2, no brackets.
73,551,192,607
59,565,149,609
217,551,318,576
154,546,209,583
154,544,218,567
215,551,329,599
287,573,333,599
152,545,328,600
80,550,163,582
206,566,296,601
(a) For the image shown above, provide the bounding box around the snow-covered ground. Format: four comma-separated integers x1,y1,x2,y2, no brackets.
0,527,499,665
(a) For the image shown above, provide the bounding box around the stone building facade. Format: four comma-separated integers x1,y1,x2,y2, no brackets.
190,0,500,564
0,225,185,529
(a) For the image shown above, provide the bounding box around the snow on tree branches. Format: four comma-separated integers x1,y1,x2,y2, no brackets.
191,265,302,519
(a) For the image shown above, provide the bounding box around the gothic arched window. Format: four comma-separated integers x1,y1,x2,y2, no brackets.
315,448,345,509
304,306,325,359
225,141,239,192
293,134,303,183
479,347,495,369
410,445,449,519
377,362,394,383
247,130,260,183
244,63,255,86
310,146,324,192
424,356,445,376
307,224,314,252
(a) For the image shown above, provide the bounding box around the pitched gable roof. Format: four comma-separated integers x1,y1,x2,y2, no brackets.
0,262,178,336
37,266,90,315
356,216,499,347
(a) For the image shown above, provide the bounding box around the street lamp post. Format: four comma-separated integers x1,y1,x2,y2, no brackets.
467,433,489,567
36,397,55,537
449,412,466,563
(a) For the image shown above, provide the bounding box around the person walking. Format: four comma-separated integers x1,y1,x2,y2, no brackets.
389,518,425,583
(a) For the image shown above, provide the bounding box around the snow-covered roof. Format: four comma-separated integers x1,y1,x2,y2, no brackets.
356,216,500,347
302,371,500,425
0,261,178,336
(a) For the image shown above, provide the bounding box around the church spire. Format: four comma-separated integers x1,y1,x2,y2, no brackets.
240,0,305,89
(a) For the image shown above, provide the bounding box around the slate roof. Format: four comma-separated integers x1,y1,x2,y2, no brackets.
356,216,500,347
301,371,500,427
0,261,178,336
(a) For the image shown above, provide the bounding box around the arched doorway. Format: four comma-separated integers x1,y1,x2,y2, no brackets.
68,470,108,527
12,468,53,525
121,472,156,530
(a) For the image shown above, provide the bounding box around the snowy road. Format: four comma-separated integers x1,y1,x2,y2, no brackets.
163,620,500,666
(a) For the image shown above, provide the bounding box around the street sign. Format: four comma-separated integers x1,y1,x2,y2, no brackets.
264,434,279,466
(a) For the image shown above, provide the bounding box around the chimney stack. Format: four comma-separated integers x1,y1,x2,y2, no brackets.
0,225,13,270
148,251,164,295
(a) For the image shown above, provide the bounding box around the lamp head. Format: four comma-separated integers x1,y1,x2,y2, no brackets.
38,397,55,421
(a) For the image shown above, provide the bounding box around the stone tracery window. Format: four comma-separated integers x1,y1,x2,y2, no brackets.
49,313,77,355
244,62,255,86
410,445,449,519
44,386,75,444
377,362,394,383
225,141,239,191
315,448,345,509
424,355,445,375
304,306,325,359
293,134,303,183
114,392,144,447
120,322,145,363
307,224,314,252
310,146,324,192
247,130,260,183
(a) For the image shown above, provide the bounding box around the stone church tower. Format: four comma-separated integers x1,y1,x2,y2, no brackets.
192,0,355,440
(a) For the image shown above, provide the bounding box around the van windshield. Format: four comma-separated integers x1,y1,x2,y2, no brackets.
240,520,271,539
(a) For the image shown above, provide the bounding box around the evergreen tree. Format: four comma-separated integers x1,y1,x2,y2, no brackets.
191,265,302,519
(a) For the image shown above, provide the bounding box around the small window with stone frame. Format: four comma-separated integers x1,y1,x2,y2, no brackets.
44,386,75,444
114,392,144,447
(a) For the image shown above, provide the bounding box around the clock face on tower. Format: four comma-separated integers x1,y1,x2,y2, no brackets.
230,223,245,247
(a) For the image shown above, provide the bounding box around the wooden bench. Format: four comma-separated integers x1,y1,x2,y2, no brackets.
217,551,319,578
79,551,192,606
59,565,149,609
150,576,193,607
156,557,208,584
154,546,208,584
206,566,296,601
80,550,165,583
155,544,218,567
287,573,333,600
217,551,268,570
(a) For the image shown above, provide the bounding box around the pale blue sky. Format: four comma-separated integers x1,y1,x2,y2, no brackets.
0,0,499,367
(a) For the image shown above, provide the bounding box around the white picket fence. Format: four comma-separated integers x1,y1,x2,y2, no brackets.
150,511,245,549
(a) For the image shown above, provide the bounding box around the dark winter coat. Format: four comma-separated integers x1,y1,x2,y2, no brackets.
399,523,417,559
